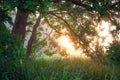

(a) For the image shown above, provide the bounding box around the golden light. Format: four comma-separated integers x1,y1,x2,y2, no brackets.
55,20,114,57
97,20,113,46
56,35,82,56
97,21,110,37
57,35,74,51
89,20,114,52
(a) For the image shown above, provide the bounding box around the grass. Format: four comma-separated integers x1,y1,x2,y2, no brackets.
22,53,120,80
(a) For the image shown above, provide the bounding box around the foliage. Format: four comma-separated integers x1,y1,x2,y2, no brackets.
0,27,25,64
39,0,51,17
44,0,119,64
87,0,108,16
0,27,26,80
5,0,50,14
0,0,120,79
44,2,108,63
0,1,13,27
0,9,12,26
107,41,120,67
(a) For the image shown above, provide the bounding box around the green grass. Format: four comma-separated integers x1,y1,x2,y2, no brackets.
23,53,120,80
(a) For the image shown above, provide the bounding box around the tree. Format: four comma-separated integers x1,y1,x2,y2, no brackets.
2,0,50,59
2,0,120,59
26,15,41,59
34,0,119,64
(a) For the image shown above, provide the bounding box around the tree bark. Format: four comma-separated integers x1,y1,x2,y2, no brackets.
26,15,41,59
12,10,28,39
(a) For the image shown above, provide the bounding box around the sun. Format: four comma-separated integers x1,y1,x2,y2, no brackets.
55,20,114,57
56,35,82,56
56,35,74,53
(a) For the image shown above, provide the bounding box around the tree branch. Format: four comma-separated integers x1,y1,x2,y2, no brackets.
109,0,120,8
50,0,94,11
44,17,64,34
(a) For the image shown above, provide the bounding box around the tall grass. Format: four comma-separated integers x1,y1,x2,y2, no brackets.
23,53,120,80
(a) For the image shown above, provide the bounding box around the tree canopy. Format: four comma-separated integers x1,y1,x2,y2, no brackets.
0,0,120,63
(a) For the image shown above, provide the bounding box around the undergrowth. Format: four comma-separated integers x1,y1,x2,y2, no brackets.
23,53,120,80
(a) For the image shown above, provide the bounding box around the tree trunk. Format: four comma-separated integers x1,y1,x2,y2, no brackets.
26,15,41,59
12,10,28,39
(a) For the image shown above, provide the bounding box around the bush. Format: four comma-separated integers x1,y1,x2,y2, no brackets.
0,27,26,80
107,41,120,67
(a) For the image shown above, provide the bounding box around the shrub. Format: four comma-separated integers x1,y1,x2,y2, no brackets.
107,41,120,67
0,27,26,80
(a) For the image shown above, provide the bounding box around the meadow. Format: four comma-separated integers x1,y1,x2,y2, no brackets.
22,53,120,80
